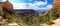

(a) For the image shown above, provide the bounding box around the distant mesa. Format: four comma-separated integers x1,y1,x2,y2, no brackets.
14,9,39,17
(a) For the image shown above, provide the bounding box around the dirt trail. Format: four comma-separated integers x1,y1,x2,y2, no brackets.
51,18,60,26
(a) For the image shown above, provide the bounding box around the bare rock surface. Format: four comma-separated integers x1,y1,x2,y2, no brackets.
51,18,60,26
8,23,20,26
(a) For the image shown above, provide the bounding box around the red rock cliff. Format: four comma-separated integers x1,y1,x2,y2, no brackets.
0,0,13,12
52,0,60,9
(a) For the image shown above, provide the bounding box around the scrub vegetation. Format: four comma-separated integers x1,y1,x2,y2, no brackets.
0,7,60,26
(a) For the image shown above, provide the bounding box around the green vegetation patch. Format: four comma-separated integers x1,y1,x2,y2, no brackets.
0,6,60,26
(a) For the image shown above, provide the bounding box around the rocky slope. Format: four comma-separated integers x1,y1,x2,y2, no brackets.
0,7,26,26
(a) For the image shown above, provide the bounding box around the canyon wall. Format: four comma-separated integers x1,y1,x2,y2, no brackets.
52,0,60,9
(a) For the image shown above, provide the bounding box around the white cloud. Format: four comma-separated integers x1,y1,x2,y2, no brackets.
29,0,32,1
34,1,47,6
46,5,52,9
2,0,52,10
31,5,52,10
35,1,38,3
12,3,28,9
34,0,48,6
2,0,7,2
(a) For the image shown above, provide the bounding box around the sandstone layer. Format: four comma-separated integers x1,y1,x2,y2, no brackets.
52,0,60,10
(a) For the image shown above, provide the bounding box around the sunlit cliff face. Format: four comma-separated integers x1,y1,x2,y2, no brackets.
0,0,13,12
53,0,60,9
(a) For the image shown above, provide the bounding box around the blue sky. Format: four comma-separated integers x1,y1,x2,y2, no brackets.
1,0,54,10
0,0,2,1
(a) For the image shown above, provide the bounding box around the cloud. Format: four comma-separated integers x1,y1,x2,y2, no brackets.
36,0,48,6
34,0,47,6
46,5,52,9
2,0,7,2
12,3,29,9
29,0,32,1
2,0,52,10
32,5,52,10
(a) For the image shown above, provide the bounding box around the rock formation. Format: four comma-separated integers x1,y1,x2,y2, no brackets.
0,0,13,13
14,9,39,17
52,0,60,10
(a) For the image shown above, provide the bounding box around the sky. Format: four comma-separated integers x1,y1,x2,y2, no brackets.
1,0,54,10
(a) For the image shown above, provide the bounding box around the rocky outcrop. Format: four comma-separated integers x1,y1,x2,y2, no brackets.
8,23,20,26
52,0,60,10
0,0,13,13
0,6,22,26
